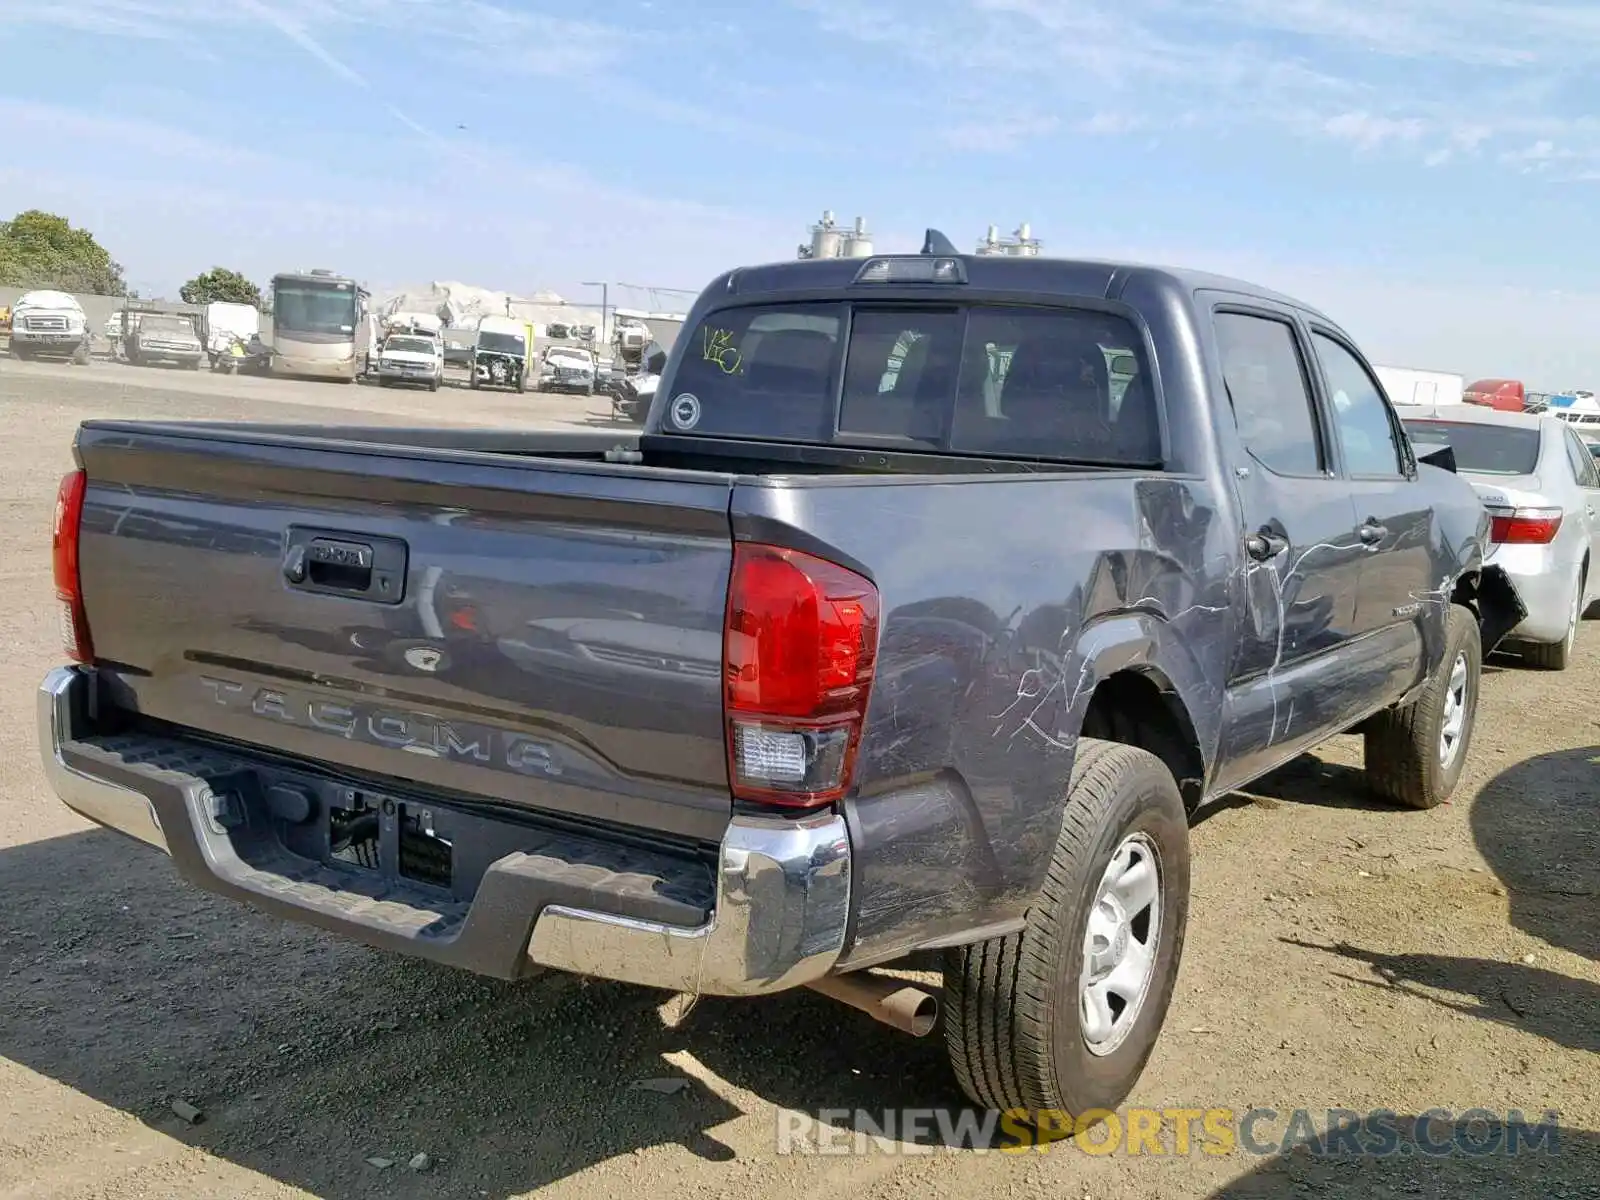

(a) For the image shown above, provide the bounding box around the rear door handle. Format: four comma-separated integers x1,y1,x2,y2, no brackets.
1359,522,1387,545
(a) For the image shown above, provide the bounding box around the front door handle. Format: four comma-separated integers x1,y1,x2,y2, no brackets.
1359,522,1387,545
1245,530,1289,561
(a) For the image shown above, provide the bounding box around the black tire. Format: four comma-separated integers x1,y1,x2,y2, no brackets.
944,738,1190,1123
1526,567,1588,662
10,342,27,360
1363,602,1481,809
1521,631,1574,671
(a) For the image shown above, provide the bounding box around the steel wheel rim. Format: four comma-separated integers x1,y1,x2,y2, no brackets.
1080,831,1162,1057
1438,651,1470,767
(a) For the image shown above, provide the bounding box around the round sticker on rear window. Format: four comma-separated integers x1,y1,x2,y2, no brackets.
669,392,701,430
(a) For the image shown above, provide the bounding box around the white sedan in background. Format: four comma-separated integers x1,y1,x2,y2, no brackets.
1404,406,1600,670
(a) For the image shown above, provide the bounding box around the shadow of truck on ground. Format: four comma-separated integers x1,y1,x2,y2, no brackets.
0,827,956,1199
1471,743,1600,962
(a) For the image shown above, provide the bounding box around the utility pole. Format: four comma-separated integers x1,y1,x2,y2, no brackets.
581,280,608,347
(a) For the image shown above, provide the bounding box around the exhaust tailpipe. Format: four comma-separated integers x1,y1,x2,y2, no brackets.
807,972,939,1037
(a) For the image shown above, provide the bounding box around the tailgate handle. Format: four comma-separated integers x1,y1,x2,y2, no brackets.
283,528,408,604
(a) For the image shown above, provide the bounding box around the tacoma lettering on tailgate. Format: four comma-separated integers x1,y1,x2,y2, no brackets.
198,676,563,777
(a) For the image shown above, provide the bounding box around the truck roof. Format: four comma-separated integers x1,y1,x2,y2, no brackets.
476,315,525,332
272,271,362,288
714,251,1342,331
15,289,83,310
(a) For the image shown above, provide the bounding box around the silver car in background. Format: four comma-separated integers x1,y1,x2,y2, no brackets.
1403,406,1600,670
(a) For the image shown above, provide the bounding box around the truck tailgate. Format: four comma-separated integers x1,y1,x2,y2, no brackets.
74,423,737,844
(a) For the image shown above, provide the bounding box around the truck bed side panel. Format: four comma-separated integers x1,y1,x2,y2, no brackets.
75,425,737,844
732,472,1248,960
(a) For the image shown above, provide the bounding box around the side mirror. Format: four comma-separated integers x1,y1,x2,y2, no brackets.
1109,354,1137,376
645,346,667,375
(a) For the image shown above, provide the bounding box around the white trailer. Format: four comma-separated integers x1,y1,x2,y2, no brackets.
1374,366,1464,408
201,301,261,362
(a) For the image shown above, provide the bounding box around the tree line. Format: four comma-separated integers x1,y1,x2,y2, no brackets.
0,209,264,307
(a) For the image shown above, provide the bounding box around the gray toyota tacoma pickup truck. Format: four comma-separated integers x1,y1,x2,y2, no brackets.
40,234,1523,1122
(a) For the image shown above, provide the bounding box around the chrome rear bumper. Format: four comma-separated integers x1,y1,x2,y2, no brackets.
37,666,851,994
39,666,168,851
527,812,850,994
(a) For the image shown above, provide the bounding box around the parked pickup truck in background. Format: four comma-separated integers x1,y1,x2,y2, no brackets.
9,290,91,364
40,234,1524,1123
373,333,444,392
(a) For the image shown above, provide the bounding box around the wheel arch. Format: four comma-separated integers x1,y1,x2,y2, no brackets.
1065,611,1217,815
1449,565,1526,657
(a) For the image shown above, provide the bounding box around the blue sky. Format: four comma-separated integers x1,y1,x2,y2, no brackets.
4,0,1600,386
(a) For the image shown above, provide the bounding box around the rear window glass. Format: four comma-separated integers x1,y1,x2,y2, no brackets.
1403,420,1540,476
660,302,1161,465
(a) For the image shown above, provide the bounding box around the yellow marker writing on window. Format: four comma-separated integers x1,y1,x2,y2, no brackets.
702,328,742,375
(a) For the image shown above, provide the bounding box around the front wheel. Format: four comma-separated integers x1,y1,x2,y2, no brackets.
1363,602,1481,808
944,739,1190,1123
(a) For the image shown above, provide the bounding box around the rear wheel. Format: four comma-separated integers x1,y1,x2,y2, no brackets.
1364,602,1481,808
1522,577,1581,670
944,739,1190,1124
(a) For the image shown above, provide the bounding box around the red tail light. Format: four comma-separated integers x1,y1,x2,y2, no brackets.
52,469,94,664
1488,506,1562,545
723,543,879,807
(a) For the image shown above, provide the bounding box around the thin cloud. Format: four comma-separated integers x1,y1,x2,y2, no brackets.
0,100,793,296
233,0,367,86
0,96,273,167
793,0,1600,171
227,0,471,158
943,113,1059,152
1321,111,1428,150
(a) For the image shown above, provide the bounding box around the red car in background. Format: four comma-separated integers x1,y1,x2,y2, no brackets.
1464,378,1527,411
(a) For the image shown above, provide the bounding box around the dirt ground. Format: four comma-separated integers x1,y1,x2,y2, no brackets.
1,357,1595,1200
